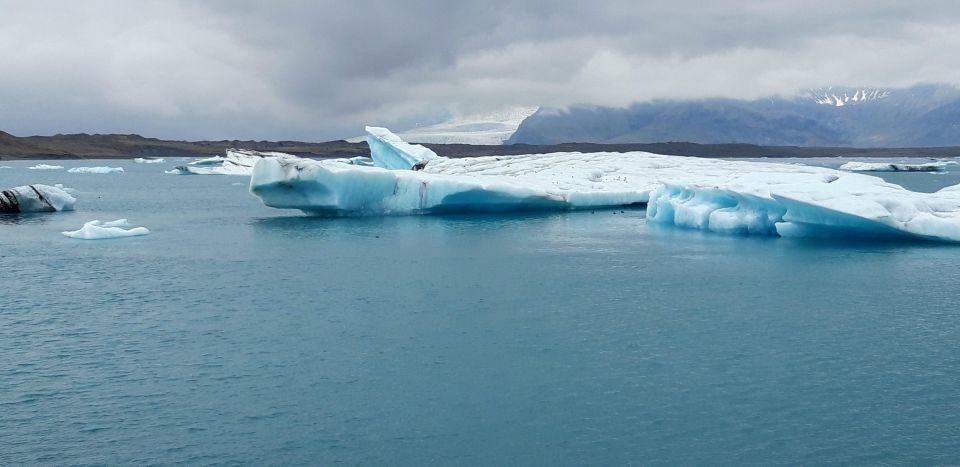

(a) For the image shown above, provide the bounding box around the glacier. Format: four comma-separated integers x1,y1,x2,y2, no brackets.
348,107,539,145
1,184,76,213
62,219,150,240
839,161,952,172
248,126,960,243
171,149,299,175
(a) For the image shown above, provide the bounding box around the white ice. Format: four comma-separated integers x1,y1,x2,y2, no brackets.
68,166,124,174
28,164,64,170
171,149,299,175
839,161,951,172
249,127,960,243
1,184,77,212
62,219,150,240
134,158,166,164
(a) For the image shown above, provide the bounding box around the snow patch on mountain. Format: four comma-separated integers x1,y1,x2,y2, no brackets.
809,87,890,107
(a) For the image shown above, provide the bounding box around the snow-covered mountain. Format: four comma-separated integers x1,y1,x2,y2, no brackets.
808,87,890,107
351,107,538,145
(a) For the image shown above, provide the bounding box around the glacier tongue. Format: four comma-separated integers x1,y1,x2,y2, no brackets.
249,126,960,243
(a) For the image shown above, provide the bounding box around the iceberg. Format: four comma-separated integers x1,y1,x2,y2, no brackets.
68,166,124,174
1,184,77,213
134,158,165,164
839,161,951,172
249,126,960,243
28,164,64,170
171,149,299,175
62,219,150,240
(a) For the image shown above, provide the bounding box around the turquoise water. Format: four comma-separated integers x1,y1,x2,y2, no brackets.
2,160,960,465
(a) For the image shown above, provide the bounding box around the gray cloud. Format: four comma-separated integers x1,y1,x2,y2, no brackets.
2,0,960,141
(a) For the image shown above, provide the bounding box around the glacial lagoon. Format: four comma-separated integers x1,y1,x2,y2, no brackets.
2,160,960,464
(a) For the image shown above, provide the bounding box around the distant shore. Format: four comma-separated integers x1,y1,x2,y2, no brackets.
2,131,959,160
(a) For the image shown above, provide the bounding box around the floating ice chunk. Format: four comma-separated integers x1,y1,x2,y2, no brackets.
172,149,299,175
250,127,960,242
62,219,150,240
1,184,77,213
366,126,439,170
28,164,64,170
134,158,165,164
0,166,11,169
646,172,960,242
839,161,948,172
68,166,124,174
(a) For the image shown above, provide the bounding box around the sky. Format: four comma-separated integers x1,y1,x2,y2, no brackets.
2,0,960,141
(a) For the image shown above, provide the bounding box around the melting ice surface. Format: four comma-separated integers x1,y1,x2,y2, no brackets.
62,219,150,240
249,127,960,243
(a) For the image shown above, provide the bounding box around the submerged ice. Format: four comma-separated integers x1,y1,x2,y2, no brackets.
247,126,960,243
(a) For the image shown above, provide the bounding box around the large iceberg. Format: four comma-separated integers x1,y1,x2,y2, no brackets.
171,149,299,175
62,219,150,240
1,184,76,213
249,127,960,243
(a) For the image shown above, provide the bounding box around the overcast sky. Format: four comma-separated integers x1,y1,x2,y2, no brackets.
2,0,960,141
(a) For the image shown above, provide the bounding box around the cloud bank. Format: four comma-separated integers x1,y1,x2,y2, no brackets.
2,0,959,140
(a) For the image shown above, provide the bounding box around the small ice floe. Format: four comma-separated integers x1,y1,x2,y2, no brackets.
839,161,948,172
62,219,150,240
0,184,77,213
0,166,12,169
134,158,165,164
28,164,64,170
67,166,124,174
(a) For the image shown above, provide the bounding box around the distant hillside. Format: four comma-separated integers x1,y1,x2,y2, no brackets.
0,131,371,160
509,84,960,147
3,130,960,161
